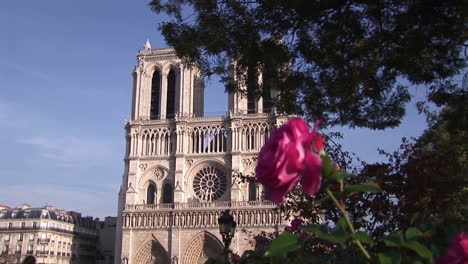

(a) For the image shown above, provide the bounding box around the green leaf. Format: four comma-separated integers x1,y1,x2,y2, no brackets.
383,236,400,247
409,212,420,225
321,155,336,180
301,224,346,244
401,240,433,260
344,182,382,193
329,170,351,182
264,232,301,257
315,194,330,204
336,217,347,232
378,251,401,264
405,228,422,240
352,232,373,244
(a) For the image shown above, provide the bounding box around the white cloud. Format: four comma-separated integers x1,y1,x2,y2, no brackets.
17,135,116,167
0,100,120,168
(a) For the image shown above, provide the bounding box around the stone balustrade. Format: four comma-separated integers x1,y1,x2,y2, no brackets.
122,201,283,229
125,200,275,211
126,114,285,158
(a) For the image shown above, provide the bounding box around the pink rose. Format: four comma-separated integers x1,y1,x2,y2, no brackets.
437,232,468,264
284,226,294,232
256,117,323,203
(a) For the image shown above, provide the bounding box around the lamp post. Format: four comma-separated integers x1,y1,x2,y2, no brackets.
218,210,237,263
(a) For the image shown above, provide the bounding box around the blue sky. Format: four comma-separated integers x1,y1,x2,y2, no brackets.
0,0,428,219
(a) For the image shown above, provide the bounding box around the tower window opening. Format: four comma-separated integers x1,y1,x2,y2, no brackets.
166,69,176,119
151,70,161,120
248,181,257,201
162,184,173,204
247,91,256,114
262,76,272,113
147,183,156,204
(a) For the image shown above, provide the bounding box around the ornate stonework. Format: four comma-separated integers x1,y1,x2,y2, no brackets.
115,43,289,264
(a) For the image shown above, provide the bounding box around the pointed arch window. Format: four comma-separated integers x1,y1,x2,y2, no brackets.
162,183,173,204
151,70,161,119
166,69,176,119
248,181,257,201
247,91,256,114
262,71,272,113
247,65,258,114
146,183,156,204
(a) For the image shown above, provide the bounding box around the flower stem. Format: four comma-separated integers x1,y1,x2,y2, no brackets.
325,188,371,260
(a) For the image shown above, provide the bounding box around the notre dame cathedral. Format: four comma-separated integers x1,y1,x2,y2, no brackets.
115,41,288,264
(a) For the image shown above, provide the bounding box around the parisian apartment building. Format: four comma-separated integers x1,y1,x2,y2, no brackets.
0,204,115,264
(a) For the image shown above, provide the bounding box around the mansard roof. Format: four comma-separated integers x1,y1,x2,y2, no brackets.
0,205,97,229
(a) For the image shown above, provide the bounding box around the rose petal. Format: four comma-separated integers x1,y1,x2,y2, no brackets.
311,121,325,152
301,151,322,196
266,176,301,203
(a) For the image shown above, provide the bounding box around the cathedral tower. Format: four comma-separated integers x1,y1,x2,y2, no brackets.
115,41,287,264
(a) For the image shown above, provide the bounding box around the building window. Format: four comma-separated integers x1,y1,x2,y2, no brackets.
162,183,173,204
150,70,161,120
262,84,272,113
146,183,156,204
4,234,10,242
21,222,25,229
247,91,256,114
166,69,176,119
249,181,257,201
8,223,12,229
18,234,23,241
247,65,257,114
192,165,227,201
33,222,37,229
15,244,21,254
27,244,33,255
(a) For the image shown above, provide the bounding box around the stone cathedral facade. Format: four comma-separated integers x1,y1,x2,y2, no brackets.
115,41,288,264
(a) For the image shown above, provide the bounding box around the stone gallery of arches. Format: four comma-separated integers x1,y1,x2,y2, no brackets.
115,41,288,264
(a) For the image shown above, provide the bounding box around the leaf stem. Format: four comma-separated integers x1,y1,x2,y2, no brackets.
325,188,371,260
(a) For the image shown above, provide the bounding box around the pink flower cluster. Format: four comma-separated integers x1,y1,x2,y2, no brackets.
437,232,468,264
256,117,324,203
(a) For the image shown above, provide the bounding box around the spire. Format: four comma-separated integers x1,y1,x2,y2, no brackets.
144,39,152,50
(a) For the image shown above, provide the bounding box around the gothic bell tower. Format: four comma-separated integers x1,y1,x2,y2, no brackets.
131,40,204,121
115,41,286,264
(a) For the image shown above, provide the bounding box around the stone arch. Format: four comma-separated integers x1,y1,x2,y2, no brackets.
138,165,170,204
146,62,164,76
132,236,170,264
139,165,170,186
161,180,173,204
181,231,224,264
162,62,180,76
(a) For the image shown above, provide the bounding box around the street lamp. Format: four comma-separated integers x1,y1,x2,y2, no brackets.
218,210,237,263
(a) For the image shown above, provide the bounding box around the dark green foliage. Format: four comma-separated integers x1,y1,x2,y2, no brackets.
150,0,466,129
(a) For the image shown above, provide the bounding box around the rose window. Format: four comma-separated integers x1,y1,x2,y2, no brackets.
192,166,227,201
